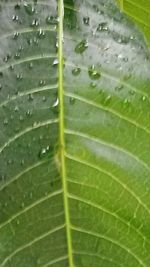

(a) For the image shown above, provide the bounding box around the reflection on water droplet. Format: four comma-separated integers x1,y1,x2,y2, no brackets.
88,65,101,80
75,40,88,54
72,67,81,76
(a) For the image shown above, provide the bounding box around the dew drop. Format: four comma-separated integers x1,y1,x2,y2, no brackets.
46,15,59,25
72,67,81,76
69,97,76,105
75,40,88,54
14,53,21,59
53,58,59,66
97,22,108,32
14,3,21,10
38,29,45,39
52,97,59,107
39,146,50,158
90,82,97,88
88,65,101,80
39,80,46,86
29,62,33,69
115,85,124,91
3,119,8,125
83,17,90,25
28,93,34,101
13,32,19,40
12,14,19,21
16,73,23,80
31,19,39,27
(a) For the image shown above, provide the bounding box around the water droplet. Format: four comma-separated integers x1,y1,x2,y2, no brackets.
90,82,97,88
14,3,20,10
16,73,23,80
42,96,46,102
20,159,25,165
7,159,14,165
12,14,19,21
38,29,45,39
75,40,88,54
3,119,8,125
97,22,108,32
52,97,59,107
72,67,81,76
53,58,59,66
13,32,19,40
24,2,35,15
39,80,46,86
39,146,50,158
31,19,39,27
21,202,25,208
4,55,11,62
14,53,21,59
115,85,124,91
16,220,20,225
46,16,59,25
29,62,33,69
14,106,19,112
83,17,90,25
9,65,14,71
88,65,101,80
28,93,34,101
69,97,76,105
26,109,32,117
142,96,146,101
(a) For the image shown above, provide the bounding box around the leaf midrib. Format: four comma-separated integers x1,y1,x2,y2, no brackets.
58,1,74,267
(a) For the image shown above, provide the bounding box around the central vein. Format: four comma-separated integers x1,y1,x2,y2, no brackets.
58,1,74,266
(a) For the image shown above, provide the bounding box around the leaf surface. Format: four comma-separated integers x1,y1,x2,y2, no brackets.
0,1,150,267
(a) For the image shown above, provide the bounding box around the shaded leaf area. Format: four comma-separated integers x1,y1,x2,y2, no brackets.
0,1,67,267
63,0,150,266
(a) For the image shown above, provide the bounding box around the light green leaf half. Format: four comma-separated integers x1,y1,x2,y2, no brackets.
117,0,150,44
0,1,150,267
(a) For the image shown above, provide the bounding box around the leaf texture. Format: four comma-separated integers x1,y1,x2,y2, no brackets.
0,0,150,267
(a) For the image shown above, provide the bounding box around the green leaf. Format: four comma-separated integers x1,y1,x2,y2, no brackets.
0,0,150,267
117,0,150,45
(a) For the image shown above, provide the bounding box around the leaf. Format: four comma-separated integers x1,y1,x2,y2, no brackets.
116,0,150,45
0,1,150,267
